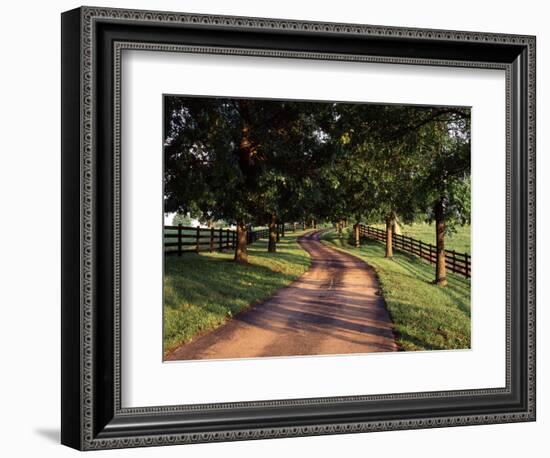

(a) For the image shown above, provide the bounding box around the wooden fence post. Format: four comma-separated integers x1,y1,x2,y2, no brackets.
177,224,182,256
451,250,456,273
210,227,214,252
219,228,222,251
196,226,200,253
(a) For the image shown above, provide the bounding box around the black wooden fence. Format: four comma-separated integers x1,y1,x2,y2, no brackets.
357,224,470,278
164,223,297,255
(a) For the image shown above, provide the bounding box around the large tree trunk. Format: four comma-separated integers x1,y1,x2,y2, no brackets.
337,221,342,237
354,223,360,248
435,200,448,286
385,214,394,258
268,213,277,253
234,222,248,263
312,219,317,229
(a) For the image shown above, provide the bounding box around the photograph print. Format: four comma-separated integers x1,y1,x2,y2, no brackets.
162,96,471,362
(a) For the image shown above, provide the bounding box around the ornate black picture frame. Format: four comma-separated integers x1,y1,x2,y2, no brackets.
61,6,536,450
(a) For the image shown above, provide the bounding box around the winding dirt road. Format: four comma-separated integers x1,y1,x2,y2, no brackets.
166,230,397,361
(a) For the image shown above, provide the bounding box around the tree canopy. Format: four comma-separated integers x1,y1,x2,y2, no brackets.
164,95,471,280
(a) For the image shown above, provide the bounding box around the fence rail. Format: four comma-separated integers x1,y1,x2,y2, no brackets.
164,223,297,255
357,224,470,278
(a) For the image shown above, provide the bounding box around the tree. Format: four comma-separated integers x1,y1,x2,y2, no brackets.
164,97,335,262
328,104,427,257
359,105,470,265
164,97,267,262
171,212,193,226
414,113,471,285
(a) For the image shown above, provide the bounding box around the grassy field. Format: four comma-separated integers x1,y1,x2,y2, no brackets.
321,228,471,351
163,230,311,356
372,222,471,254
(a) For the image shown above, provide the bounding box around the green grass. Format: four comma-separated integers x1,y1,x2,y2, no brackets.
163,230,311,356
372,222,471,254
321,228,471,351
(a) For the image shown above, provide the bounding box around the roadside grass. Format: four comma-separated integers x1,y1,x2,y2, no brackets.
372,222,471,254
321,228,471,351
163,230,311,356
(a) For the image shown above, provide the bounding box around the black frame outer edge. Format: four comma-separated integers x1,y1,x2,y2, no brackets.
61,7,83,451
